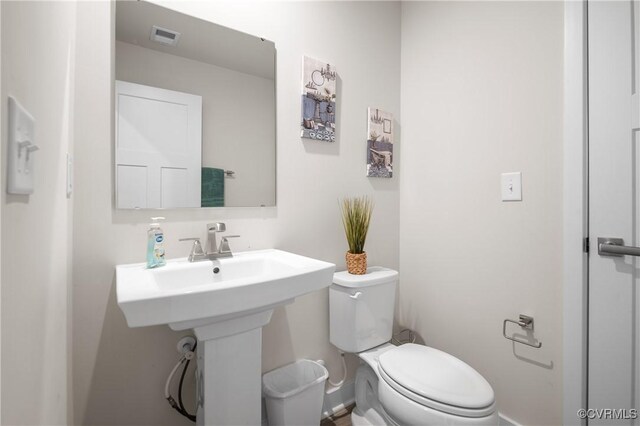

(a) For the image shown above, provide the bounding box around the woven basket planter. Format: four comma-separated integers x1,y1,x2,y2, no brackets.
346,251,367,275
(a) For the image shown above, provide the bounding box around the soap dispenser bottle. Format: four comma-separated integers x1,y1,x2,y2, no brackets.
147,217,166,268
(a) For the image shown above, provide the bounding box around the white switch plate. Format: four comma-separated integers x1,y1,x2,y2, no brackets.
501,172,522,201
7,96,37,195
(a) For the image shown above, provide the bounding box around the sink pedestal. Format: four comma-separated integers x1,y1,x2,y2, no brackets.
190,308,278,426
116,249,335,426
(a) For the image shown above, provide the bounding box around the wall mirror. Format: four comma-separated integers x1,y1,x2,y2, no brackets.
114,1,276,209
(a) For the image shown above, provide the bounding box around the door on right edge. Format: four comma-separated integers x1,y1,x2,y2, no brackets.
589,1,640,424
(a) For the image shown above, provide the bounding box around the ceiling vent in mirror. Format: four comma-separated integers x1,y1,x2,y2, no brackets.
150,25,181,46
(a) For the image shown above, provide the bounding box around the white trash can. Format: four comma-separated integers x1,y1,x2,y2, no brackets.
262,359,328,426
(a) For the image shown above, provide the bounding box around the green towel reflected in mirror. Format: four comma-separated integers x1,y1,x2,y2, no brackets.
201,167,224,207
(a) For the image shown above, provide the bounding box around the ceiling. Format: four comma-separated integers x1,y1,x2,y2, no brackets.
116,1,275,80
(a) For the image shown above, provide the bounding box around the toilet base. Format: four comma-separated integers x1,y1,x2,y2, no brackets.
351,406,396,426
351,362,396,426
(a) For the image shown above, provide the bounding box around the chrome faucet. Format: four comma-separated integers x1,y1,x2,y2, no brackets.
206,222,225,255
180,222,240,262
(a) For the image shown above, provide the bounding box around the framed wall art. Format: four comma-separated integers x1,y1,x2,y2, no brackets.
301,56,337,142
367,108,393,178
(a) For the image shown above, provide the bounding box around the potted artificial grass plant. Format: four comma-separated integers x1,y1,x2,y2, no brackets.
340,196,374,275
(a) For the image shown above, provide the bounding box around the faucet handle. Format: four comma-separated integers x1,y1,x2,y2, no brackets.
179,237,205,261
207,222,226,232
218,235,240,254
179,237,201,243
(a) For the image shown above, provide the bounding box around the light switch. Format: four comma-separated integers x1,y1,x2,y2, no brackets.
7,96,38,195
501,172,522,201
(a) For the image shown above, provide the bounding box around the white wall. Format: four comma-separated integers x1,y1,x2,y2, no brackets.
72,2,400,424
1,3,3,421
1,1,76,424
115,41,276,207
399,2,563,425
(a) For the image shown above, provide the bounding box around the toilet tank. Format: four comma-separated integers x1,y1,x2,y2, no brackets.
330,267,398,353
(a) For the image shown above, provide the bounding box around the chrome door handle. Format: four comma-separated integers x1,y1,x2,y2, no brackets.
598,237,640,257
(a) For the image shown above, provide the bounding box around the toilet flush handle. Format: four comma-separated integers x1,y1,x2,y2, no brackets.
349,291,362,300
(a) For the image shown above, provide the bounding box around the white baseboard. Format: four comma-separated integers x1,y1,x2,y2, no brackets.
499,412,521,426
322,380,356,418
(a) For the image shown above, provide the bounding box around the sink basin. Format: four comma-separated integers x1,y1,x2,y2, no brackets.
116,248,335,426
116,248,335,329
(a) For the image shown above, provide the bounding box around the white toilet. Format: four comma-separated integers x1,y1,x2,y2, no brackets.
329,267,499,425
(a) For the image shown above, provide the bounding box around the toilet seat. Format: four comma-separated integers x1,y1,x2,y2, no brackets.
378,344,496,418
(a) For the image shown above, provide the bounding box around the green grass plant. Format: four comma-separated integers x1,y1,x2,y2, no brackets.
340,196,373,254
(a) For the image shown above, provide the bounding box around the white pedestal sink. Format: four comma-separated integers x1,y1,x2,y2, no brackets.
116,249,335,426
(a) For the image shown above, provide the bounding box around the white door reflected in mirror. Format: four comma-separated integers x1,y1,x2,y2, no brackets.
116,81,202,209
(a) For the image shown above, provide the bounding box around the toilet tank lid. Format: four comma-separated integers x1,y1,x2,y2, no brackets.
333,266,398,288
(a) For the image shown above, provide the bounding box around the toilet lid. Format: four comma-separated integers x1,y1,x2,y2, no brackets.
378,344,495,411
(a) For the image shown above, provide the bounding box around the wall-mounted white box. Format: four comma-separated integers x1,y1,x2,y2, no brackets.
7,96,38,195
501,172,522,201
